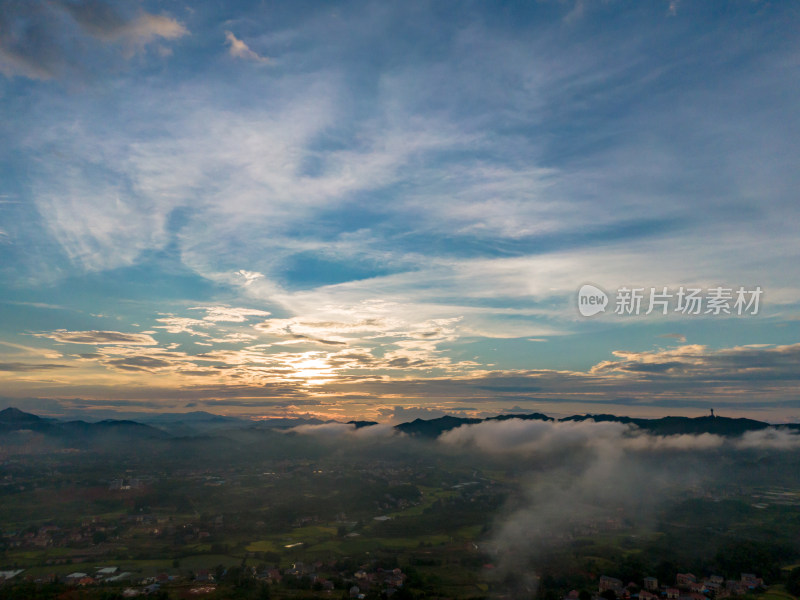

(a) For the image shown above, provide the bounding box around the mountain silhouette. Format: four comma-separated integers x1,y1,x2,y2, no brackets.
1,407,795,442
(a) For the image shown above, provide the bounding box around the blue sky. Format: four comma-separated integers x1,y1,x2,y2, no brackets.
1,0,799,422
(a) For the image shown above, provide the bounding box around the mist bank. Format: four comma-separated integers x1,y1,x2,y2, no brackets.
284,408,800,592
428,418,800,590
3,406,800,592
3,406,800,454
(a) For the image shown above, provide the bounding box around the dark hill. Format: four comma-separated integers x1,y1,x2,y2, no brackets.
347,420,379,429
394,415,483,438
560,414,639,425
140,411,242,424
487,412,554,423
60,419,170,440
0,406,58,434
0,407,784,442
0,406,46,424
560,413,769,436
395,413,555,437
0,408,169,442
638,415,769,436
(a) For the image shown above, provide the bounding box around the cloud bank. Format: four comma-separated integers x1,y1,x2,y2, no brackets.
0,0,186,80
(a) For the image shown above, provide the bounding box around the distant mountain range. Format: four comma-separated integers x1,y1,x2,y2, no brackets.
0,406,797,443
393,412,800,438
0,407,169,442
561,413,778,436
394,412,554,438
137,411,241,424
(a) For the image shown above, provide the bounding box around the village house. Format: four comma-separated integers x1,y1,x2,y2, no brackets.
600,576,624,594
143,583,161,595
0,570,24,583
689,581,706,594
702,575,723,594
96,566,119,578
563,589,580,600
741,574,763,590
724,579,748,596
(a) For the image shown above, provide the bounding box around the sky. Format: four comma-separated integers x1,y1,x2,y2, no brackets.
1,0,799,423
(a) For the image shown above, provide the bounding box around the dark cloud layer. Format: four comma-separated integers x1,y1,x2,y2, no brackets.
0,362,72,372
0,0,186,80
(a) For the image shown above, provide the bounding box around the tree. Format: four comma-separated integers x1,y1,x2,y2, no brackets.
92,530,108,544
715,540,785,580
786,567,800,597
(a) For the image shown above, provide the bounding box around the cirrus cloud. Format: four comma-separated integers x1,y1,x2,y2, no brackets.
38,330,158,345
224,31,268,63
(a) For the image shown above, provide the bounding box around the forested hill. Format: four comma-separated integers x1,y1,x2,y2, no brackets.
1,406,796,442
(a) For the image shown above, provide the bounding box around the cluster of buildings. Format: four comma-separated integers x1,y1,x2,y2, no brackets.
256,560,408,597
61,566,133,587
0,566,134,588
0,512,230,559
105,561,407,597
349,566,408,598
0,570,24,583
108,477,144,490
593,572,764,600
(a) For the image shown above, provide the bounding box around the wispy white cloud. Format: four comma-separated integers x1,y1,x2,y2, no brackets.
288,422,395,438
735,428,800,450
190,306,272,323
37,330,158,345
0,340,63,359
207,333,258,344
225,31,268,63
439,418,799,457
236,270,264,286
154,317,211,336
